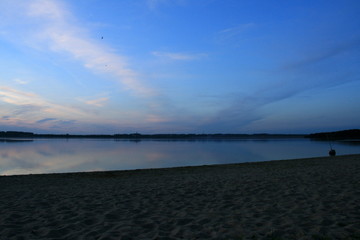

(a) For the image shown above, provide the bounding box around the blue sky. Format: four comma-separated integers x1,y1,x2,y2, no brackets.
0,0,359,134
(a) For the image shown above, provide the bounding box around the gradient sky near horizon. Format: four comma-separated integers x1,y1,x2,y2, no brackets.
0,0,359,134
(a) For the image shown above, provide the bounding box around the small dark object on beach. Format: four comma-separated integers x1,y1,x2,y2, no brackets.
329,149,336,156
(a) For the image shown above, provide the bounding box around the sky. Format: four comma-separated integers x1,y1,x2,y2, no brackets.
0,0,359,134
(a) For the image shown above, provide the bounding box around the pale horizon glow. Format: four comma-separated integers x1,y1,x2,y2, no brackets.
0,0,359,134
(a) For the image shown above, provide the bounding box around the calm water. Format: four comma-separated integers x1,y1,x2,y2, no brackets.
0,138,359,175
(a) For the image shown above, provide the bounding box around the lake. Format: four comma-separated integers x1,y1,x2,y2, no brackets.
0,138,359,175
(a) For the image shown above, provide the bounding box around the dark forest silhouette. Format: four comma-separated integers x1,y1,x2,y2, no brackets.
0,131,305,139
0,129,359,140
306,129,360,140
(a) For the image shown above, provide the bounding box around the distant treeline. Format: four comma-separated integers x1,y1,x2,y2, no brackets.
2,129,358,140
0,131,35,137
112,133,305,139
306,129,360,140
0,131,305,139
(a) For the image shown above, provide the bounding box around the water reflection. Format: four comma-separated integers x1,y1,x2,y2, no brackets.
0,138,359,175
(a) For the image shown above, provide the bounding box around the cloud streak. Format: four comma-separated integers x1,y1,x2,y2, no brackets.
201,40,360,132
146,0,185,10
283,39,360,70
0,85,174,133
147,0,167,9
36,118,57,124
4,0,156,97
14,78,29,85
216,23,256,44
0,86,88,125
152,51,206,61
0,0,202,133
81,97,109,107
207,78,355,132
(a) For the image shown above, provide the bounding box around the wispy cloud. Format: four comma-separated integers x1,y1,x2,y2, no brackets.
0,86,38,105
146,0,185,10
200,39,360,132
147,0,166,9
0,85,173,133
216,23,256,43
36,118,57,124
152,51,206,60
81,97,109,107
0,0,184,132
145,114,170,123
219,23,256,34
35,118,77,129
0,86,87,123
3,0,156,97
202,76,352,132
13,78,28,85
283,39,360,70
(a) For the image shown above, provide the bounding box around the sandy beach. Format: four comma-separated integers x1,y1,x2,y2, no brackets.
1,154,360,239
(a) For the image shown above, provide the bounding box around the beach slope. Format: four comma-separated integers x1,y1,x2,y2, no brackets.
1,154,360,239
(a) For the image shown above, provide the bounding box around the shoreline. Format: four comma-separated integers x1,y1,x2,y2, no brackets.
2,153,359,177
1,154,360,239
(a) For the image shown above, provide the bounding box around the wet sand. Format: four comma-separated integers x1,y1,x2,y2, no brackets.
1,154,360,239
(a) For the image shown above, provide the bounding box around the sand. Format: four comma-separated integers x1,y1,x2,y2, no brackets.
1,154,360,240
